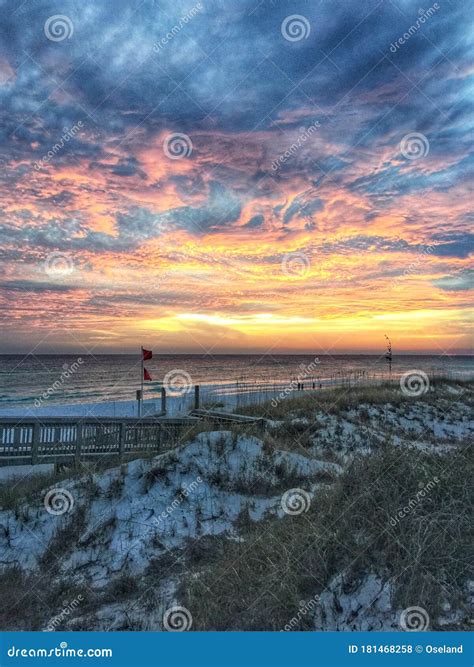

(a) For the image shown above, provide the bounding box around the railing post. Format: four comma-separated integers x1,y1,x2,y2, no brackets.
75,422,83,466
194,385,200,410
161,387,167,414
119,423,125,460
13,425,21,449
31,422,40,465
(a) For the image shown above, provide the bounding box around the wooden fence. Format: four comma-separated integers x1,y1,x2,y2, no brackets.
0,416,200,467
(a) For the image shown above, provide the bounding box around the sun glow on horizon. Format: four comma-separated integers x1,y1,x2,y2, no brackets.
0,1,472,354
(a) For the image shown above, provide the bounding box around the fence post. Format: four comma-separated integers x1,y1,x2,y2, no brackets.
161,387,167,414
194,385,200,410
31,422,40,465
119,423,125,460
75,422,83,466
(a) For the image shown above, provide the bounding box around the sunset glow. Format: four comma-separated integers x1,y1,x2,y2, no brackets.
0,1,472,354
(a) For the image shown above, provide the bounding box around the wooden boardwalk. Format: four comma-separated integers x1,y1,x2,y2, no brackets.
0,416,200,467
189,409,265,428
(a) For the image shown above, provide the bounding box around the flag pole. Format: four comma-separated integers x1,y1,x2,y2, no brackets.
140,346,144,417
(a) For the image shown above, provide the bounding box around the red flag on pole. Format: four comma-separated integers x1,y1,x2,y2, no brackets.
142,348,152,360
143,367,153,381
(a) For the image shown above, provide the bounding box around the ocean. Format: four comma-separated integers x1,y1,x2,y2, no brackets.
0,354,472,413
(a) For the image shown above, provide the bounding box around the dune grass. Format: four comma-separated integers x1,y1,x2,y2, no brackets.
235,379,474,420
182,442,472,630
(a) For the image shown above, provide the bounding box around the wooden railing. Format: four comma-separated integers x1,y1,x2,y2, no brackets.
0,417,199,466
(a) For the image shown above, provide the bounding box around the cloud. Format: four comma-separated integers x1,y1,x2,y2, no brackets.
110,157,147,178
1,280,77,293
0,0,469,136
115,180,242,240
0,0,472,352
430,233,474,259
243,214,264,228
433,270,474,292
283,193,325,225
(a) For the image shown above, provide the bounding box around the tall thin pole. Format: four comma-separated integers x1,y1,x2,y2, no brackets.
385,335,392,380
140,346,144,417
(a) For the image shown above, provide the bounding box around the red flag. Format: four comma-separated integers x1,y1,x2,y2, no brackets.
143,367,153,381
142,348,152,360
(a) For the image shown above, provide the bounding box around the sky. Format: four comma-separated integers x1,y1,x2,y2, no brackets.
0,0,472,355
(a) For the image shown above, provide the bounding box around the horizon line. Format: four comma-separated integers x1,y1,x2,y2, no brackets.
1,352,472,357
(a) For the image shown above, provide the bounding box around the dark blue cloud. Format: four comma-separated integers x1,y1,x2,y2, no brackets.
433,270,473,292
87,156,148,178
283,192,324,225
244,214,264,228
40,190,76,207
110,157,147,178
429,233,474,259
1,0,471,140
1,280,77,293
